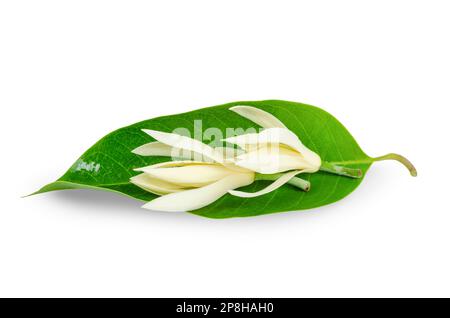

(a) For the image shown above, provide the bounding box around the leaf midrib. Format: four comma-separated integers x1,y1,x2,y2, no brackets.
329,159,374,165
62,180,131,187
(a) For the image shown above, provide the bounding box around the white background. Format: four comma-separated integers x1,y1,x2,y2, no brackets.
1,0,449,297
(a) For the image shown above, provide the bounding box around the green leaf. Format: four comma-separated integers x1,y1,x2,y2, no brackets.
33,100,415,218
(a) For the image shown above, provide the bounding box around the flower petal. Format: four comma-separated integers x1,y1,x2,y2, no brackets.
132,140,242,163
213,146,245,161
132,141,172,156
137,164,236,187
142,173,255,212
233,145,314,174
228,170,302,198
130,173,183,195
135,160,208,171
142,129,223,163
223,127,302,153
223,127,321,171
132,141,197,160
230,106,287,129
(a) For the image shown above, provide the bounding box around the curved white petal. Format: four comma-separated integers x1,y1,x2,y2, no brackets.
131,141,194,160
135,160,208,171
296,147,321,172
232,146,315,174
223,128,321,171
223,128,302,153
229,170,302,198
130,173,183,195
230,106,287,129
143,129,223,163
132,142,243,163
142,173,255,212
132,141,173,156
137,164,236,187
213,146,245,160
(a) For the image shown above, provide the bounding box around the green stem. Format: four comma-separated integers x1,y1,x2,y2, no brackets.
372,153,417,176
320,161,362,178
327,153,417,177
255,173,310,192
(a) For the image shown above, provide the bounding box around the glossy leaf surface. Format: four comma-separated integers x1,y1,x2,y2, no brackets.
35,100,372,218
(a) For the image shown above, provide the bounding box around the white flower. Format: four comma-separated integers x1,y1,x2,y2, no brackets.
130,130,253,212
222,106,321,198
225,106,321,174
132,161,255,212
131,106,320,212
